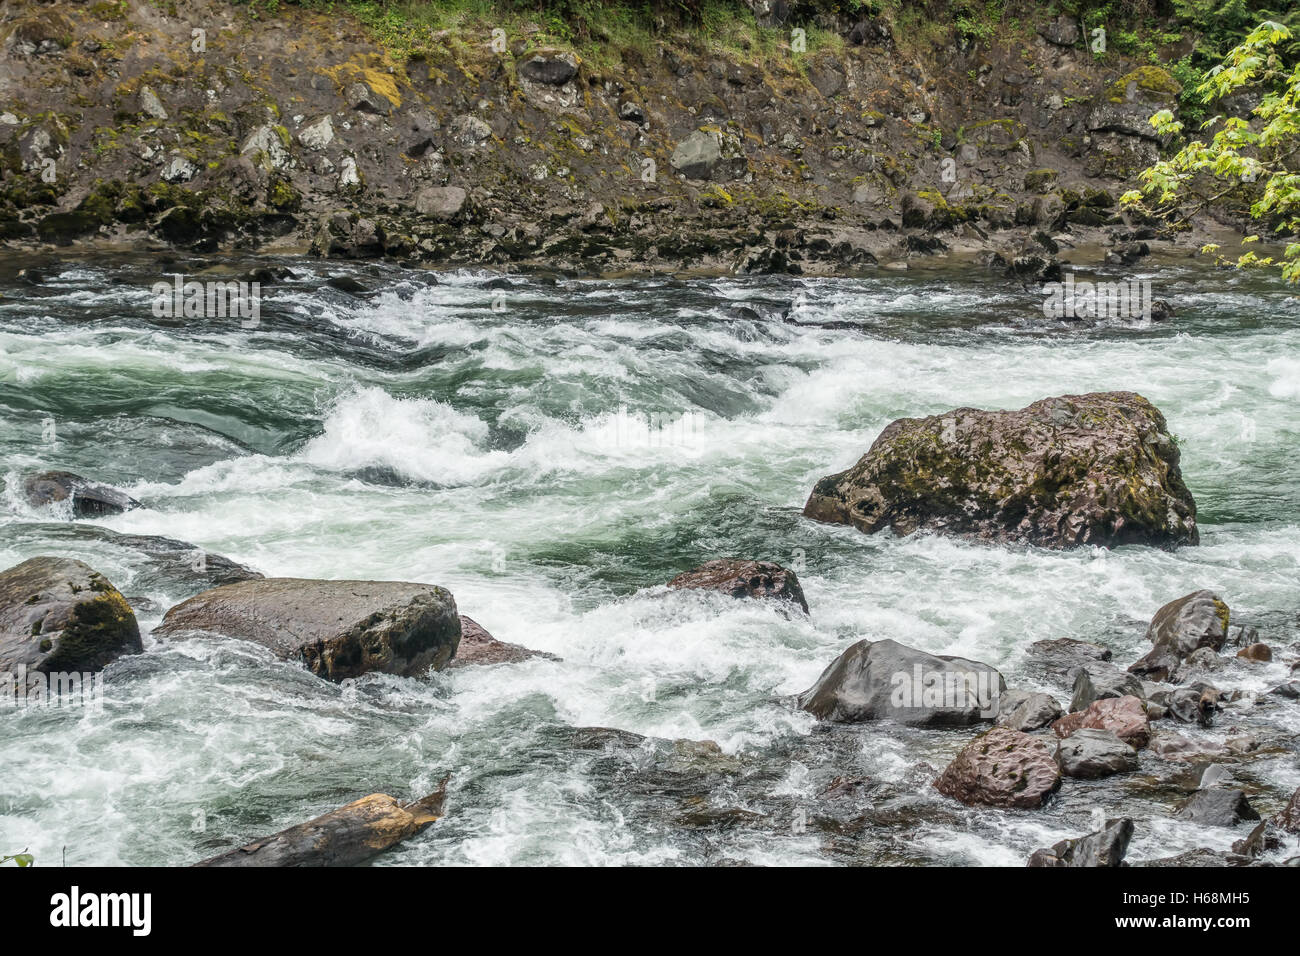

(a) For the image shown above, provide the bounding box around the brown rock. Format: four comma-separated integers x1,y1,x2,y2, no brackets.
933,726,1062,809
1052,695,1151,749
1129,590,1229,681
449,615,557,667
667,559,808,613
1237,643,1272,662
1274,786,1300,834
802,392,1197,549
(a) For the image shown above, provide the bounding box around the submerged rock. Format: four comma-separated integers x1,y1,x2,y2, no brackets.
1028,818,1134,867
667,559,808,613
0,557,142,672
22,470,141,517
1054,728,1139,778
1052,695,1151,749
801,392,1197,549
449,615,557,667
798,638,1003,726
1128,590,1230,682
933,726,1061,809
154,577,460,681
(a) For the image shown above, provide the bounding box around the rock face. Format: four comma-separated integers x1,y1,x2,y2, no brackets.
1176,788,1260,827
154,578,460,681
801,392,1198,549
1054,728,1139,779
1052,695,1151,749
449,615,557,668
934,726,1062,809
1129,591,1229,681
798,638,1003,726
667,559,808,613
1029,818,1134,867
23,471,141,517
0,557,142,672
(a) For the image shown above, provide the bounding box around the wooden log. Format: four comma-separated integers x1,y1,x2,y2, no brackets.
194,778,448,867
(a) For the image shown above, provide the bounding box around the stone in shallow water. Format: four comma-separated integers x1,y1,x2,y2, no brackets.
1054,728,1139,779
1052,695,1151,749
22,471,140,518
933,726,1061,809
1129,590,1230,682
449,615,557,667
801,391,1198,549
1028,817,1133,867
1176,788,1260,827
667,558,808,613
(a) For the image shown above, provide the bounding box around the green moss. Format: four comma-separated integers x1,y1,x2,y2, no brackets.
1106,66,1180,103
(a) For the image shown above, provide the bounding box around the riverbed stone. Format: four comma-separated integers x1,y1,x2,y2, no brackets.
449,615,557,667
799,638,1003,726
1052,694,1151,749
1054,727,1139,778
22,471,140,517
1028,818,1134,867
1069,663,1144,712
1129,590,1230,682
155,577,460,681
0,557,142,673
667,559,808,613
997,690,1062,731
934,726,1062,809
801,392,1198,549
1176,787,1260,827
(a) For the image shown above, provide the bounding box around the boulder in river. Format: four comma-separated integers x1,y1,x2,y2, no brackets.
667,559,808,613
1052,694,1151,749
798,638,1003,726
449,615,558,667
996,690,1062,731
1054,728,1139,779
1128,590,1230,682
195,778,447,867
801,392,1198,549
22,471,140,517
1028,817,1134,867
1069,663,1144,712
1176,788,1260,827
154,578,460,681
1273,787,1300,834
933,726,1062,809
0,557,141,673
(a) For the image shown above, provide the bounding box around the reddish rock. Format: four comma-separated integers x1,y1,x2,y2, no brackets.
667,559,808,613
1052,695,1150,749
933,726,1062,809
449,615,557,668
1237,643,1272,662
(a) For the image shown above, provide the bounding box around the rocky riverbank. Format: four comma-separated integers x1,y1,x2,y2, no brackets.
0,0,1266,276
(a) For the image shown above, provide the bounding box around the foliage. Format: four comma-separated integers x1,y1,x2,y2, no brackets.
1121,21,1300,281
1,849,34,866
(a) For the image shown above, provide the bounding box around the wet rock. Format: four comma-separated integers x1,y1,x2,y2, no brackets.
1129,590,1230,682
325,274,370,295
802,392,1198,549
1176,788,1260,827
0,557,142,673
22,471,140,518
667,559,808,613
997,690,1062,731
1137,848,1253,867
933,727,1061,809
154,578,460,681
1273,787,1300,834
1069,663,1144,712
1105,241,1149,266
1054,728,1139,778
449,615,557,667
1053,695,1151,749
1147,730,1221,760
1029,818,1134,867
1232,820,1286,859
799,638,1003,727
1169,646,1225,683
1237,643,1272,662
1148,682,1219,727
1027,637,1113,675
670,129,747,182
518,51,578,86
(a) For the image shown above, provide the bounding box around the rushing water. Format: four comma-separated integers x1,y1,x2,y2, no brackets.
1,255,1298,866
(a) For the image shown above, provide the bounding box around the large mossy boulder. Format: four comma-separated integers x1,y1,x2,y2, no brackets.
154,578,460,681
1128,590,1229,682
1087,67,1181,143
0,557,142,672
802,391,1198,549
798,638,1004,726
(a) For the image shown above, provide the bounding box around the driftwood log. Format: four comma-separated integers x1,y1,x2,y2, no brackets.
194,777,448,867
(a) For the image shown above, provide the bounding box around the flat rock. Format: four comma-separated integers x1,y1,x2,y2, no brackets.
154,577,460,681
